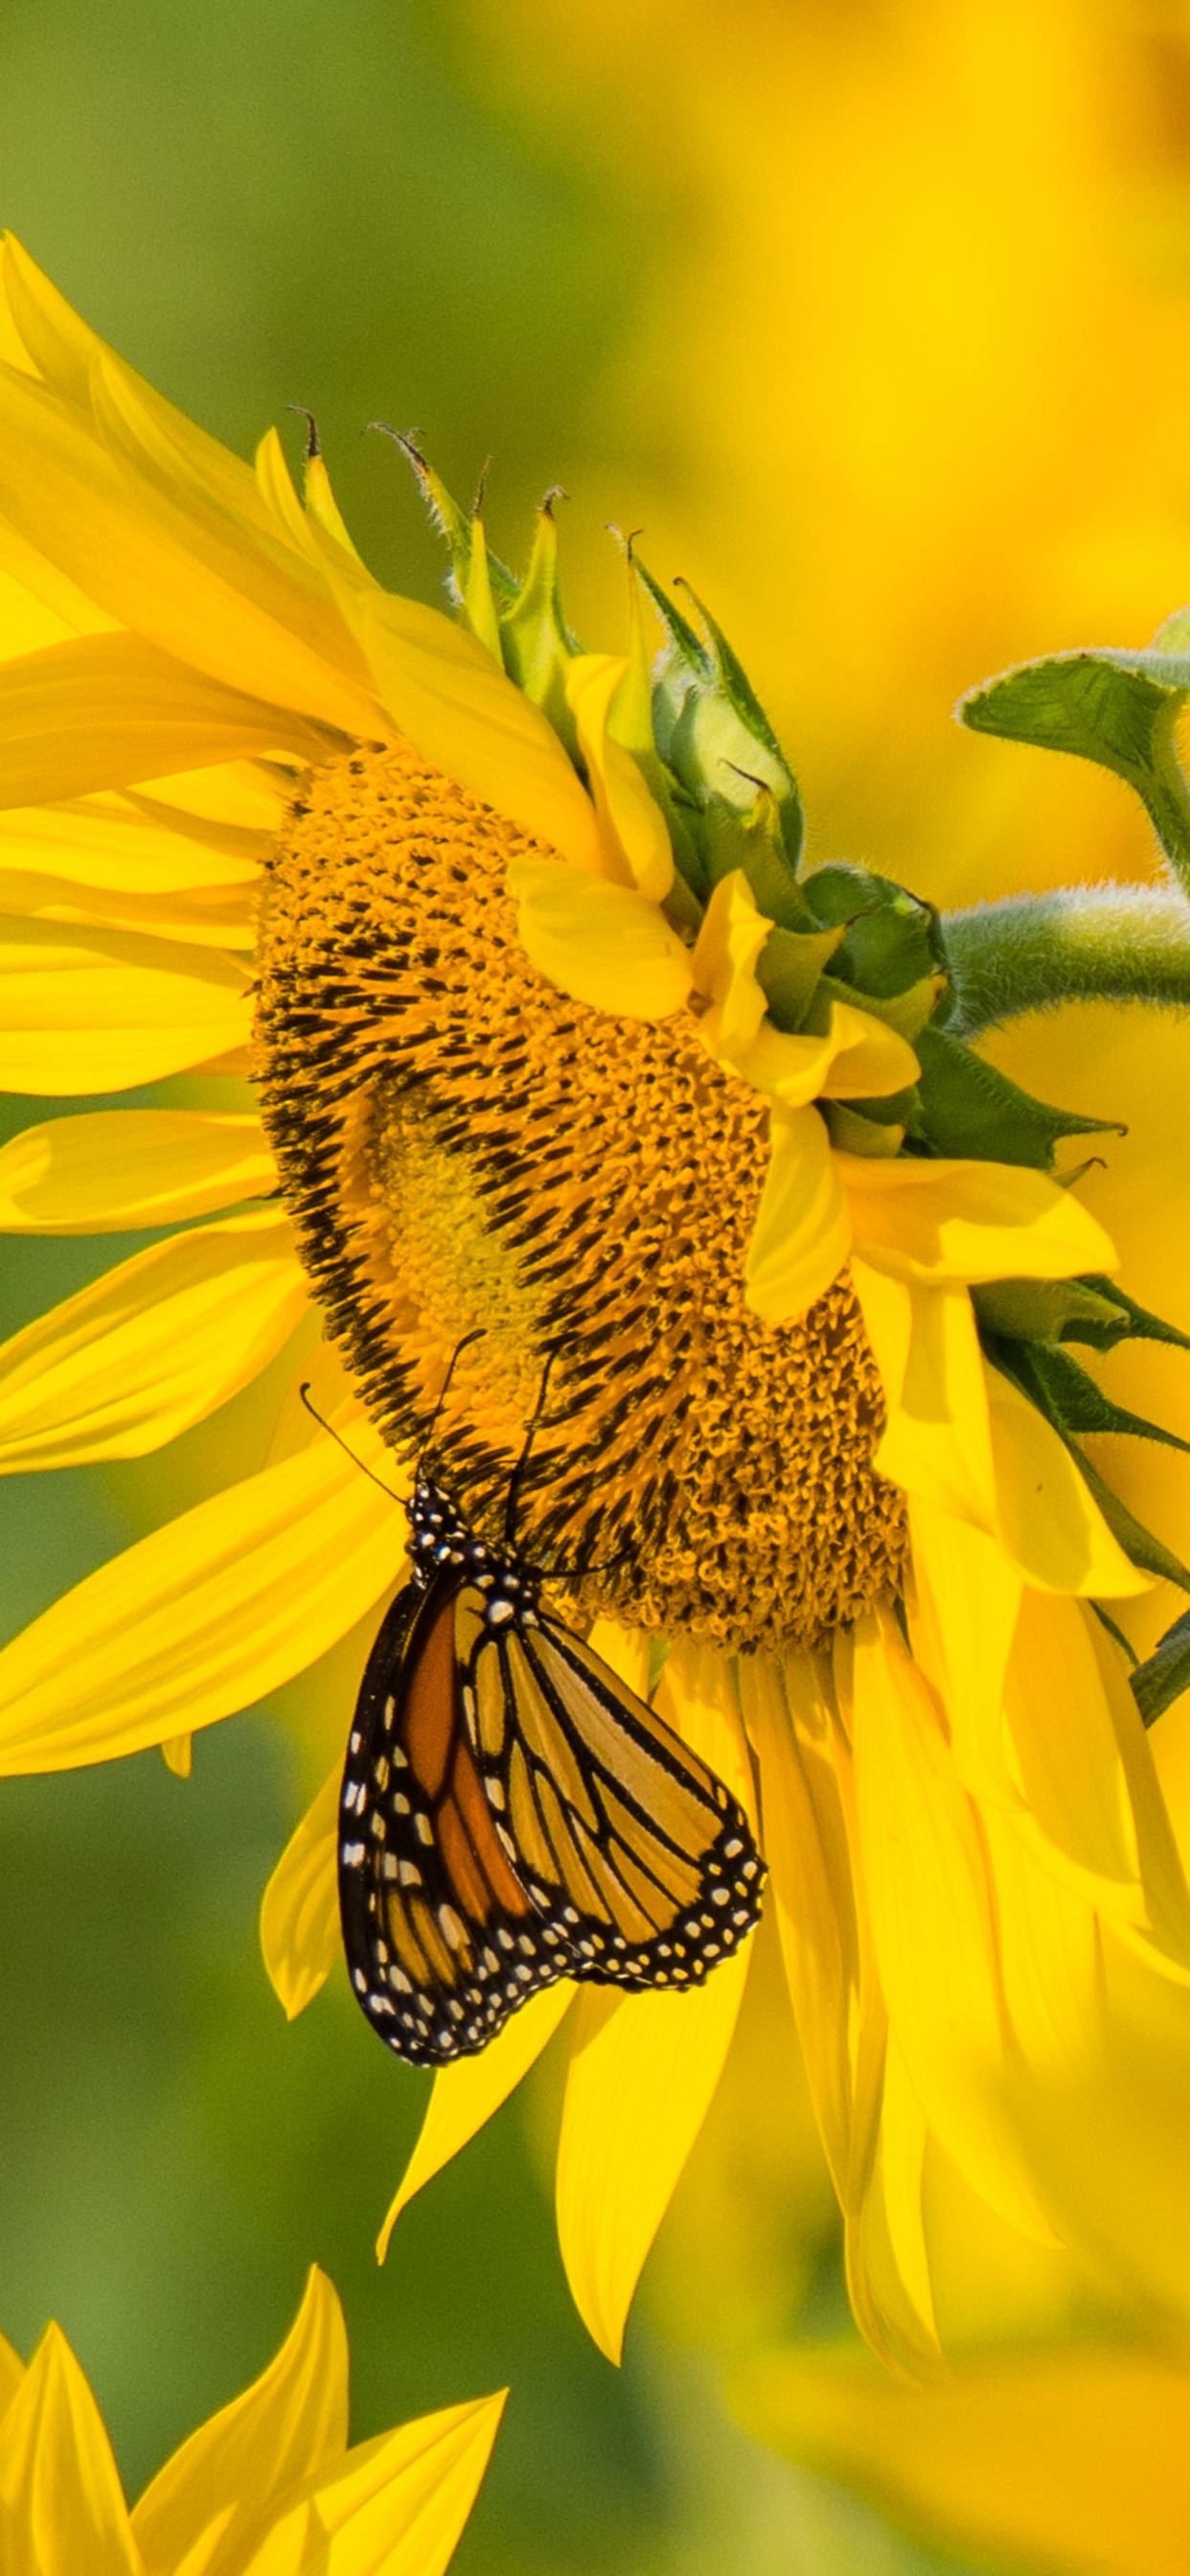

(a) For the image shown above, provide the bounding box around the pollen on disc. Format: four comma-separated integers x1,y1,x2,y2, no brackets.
254,739,908,1653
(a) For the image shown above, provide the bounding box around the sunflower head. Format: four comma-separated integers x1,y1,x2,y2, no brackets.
253,448,1139,1657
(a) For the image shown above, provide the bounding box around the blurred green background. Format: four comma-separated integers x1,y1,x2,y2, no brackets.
8,0,1190,2567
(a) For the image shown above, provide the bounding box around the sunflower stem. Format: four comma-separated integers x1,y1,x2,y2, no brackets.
942,883,1190,1037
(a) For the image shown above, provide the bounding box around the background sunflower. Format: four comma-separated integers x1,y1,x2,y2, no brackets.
5,5,1190,2573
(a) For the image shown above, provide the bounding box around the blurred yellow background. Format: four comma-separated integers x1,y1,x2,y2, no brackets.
6,3,1190,2570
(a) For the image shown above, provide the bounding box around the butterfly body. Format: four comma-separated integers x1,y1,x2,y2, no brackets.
338,1469,766,2067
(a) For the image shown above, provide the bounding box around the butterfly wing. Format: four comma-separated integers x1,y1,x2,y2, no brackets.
455,1601,765,1990
338,1572,572,2065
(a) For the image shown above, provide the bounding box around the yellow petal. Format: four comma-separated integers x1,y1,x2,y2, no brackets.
330,574,607,874
0,2321,140,2576
0,1209,307,1471
260,1765,343,2021
556,1949,752,2364
743,1649,865,2203
744,1104,852,1323
732,2341,1190,2576
979,1796,1104,2075
852,1609,1053,2242
161,1733,192,1778
377,1983,576,2259
1004,1590,1141,1889
688,869,769,1061
0,1110,276,1232
652,1636,756,1821
0,631,334,813
0,2334,24,2421
905,1494,1022,1806
0,916,252,1093
840,1151,1118,1284
985,1360,1150,1597
0,862,255,951
508,853,693,1018
737,1001,919,1107
846,2031,940,2371
0,281,381,738
0,1432,405,1773
240,2392,506,2576
0,511,121,653
1003,1957,1190,2331
855,1268,998,1534
132,2268,348,2576
563,653,674,898
0,788,268,891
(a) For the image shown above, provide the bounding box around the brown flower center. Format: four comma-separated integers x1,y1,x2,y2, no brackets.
253,740,907,1651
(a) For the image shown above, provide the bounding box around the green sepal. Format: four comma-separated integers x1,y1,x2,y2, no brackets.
1076,1449,1190,1596
986,1348,1190,1595
700,790,817,934
1076,1276,1190,1355
982,1336,1190,1458
496,494,583,760
1089,1600,1139,1669
395,432,519,610
755,920,848,1030
958,611,1190,884
1132,1607,1190,1727
609,554,707,910
635,557,805,879
813,968,944,1042
801,865,947,1004
972,1276,1134,1348
822,1101,906,1157
907,1024,1119,1168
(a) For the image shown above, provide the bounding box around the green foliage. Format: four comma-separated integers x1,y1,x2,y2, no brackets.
958,620,1190,885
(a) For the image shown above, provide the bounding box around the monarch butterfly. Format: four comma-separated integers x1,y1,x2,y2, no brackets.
338,1465,766,2066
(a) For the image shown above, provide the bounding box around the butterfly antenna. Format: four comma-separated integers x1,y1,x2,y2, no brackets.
504,1348,562,1549
420,1327,486,1479
298,1386,405,1503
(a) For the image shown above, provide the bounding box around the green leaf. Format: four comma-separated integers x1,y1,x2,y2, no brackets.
1133,1606,1190,1726
910,1025,1117,1168
958,633,1190,881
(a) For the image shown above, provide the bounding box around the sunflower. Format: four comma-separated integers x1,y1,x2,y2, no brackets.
2,234,1189,2374
0,2264,503,2575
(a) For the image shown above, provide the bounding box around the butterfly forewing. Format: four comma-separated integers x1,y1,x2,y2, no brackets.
338,1476,767,2067
338,1572,570,2064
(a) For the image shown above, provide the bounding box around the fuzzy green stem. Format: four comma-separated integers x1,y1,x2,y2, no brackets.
942,884,1190,1038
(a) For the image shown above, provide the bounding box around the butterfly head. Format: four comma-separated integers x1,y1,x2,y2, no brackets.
407,1468,542,1619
